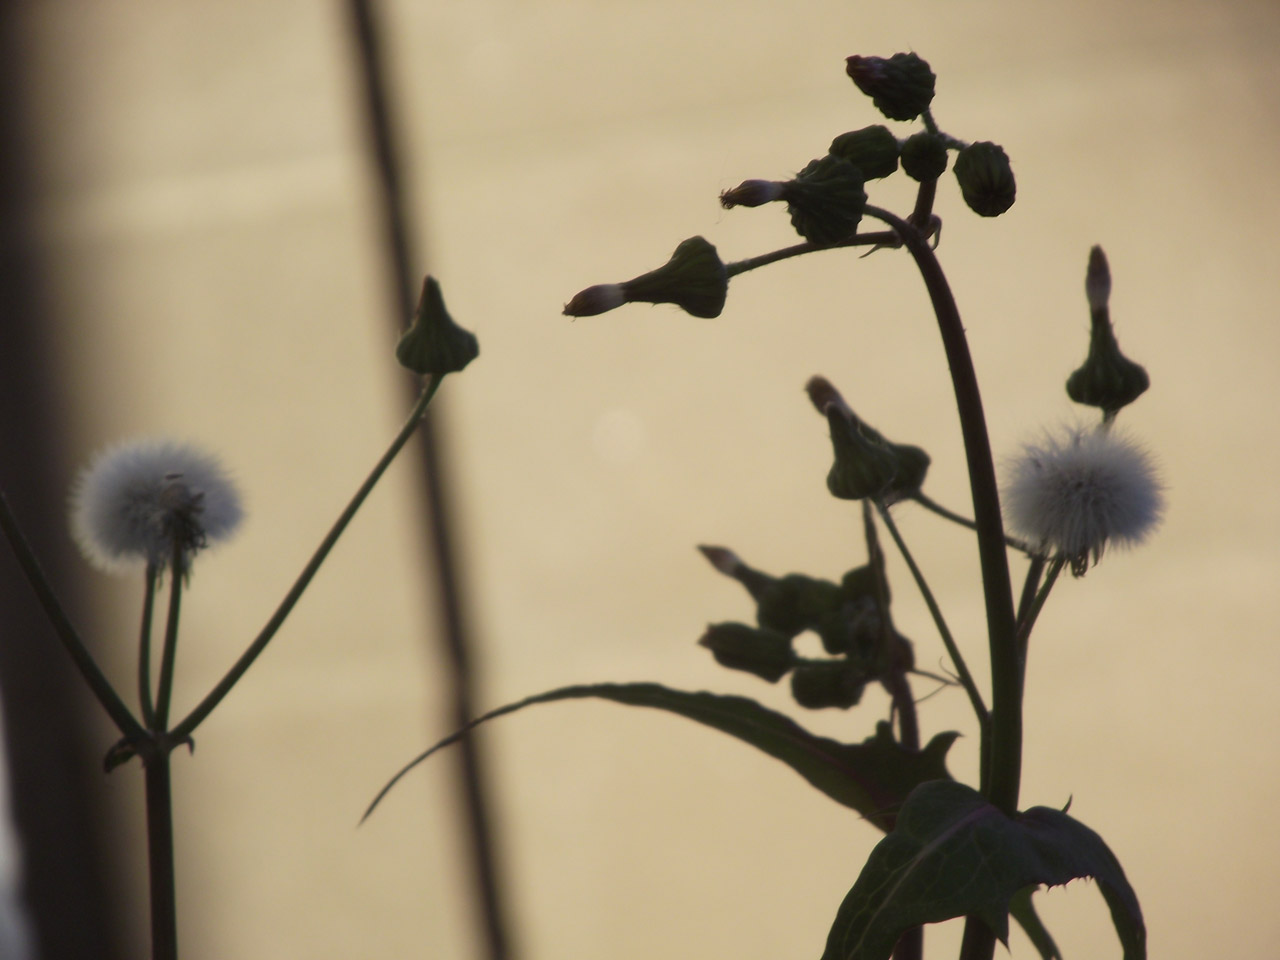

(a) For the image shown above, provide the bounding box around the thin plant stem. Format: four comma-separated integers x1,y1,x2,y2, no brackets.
908,490,1034,554
861,502,921,960
0,488,144,740
873,499,989,732
142,746,177,960
152,544,185,732
861,501,918,751
908,179,937,232
725,232,904,277
169,377,441,744
1017,557,1066,679
138,563,159,729
1015,556,1046,629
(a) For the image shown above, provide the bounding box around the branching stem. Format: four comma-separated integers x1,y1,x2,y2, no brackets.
873,499,988,733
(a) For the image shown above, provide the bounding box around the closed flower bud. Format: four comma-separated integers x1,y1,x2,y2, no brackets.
781,155,867,246
790,661,868,709
829,125,900,180
900,131,949,182
698,622,794,683
1066,246,1149,417
840,564,884,605
810,377,931,501
755,574,846,639
845,53,936,122
815,595,882,657
953,141,1016,216
396,276,480,377
824,404,899,501
564,237,728,319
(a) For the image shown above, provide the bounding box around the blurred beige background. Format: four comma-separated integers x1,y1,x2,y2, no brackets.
3,0,1278,957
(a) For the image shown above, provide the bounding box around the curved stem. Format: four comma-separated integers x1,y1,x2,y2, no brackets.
138,564,159,729
874,499,988,732
864,205,1019,815
863,206,1017,960
170,377,442,743
0,488,144,739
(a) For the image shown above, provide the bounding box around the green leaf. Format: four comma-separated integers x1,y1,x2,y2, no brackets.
820,780,1145,960
363,682,956,830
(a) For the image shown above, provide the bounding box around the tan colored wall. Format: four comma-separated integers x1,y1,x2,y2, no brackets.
5,1,1278,957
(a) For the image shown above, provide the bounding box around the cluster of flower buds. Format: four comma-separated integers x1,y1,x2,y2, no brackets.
806,376,930,503
842,53,1015,215
696,546,912,710
563,51,1021,321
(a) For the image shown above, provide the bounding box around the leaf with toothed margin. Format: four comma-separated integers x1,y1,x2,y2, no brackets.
363,682,956,831
819,780,1145,960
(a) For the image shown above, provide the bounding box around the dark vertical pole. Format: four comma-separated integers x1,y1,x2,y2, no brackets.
343,4,513,959
0,15,128,960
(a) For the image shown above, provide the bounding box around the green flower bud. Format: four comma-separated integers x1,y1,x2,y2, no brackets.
396,277,479,377
698,622,794,683
1066,246,1149,417
840,564,884,605
887,442,931,494
815,596,882,658
845,53,936,122
781,155,867,247
563,236,728,319
790,661,868,710
755,574,846,639
900,131,949,182
821,406,930,502
953,141,1016,217
829,126,900,180
824,404,898,501
807,376,930,499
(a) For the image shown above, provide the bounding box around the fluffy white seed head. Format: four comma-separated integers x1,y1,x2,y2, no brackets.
1002,425,1163,576
69,439,243,575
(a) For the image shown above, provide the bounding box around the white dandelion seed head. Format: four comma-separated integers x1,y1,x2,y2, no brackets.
69,439,243,575
1002,425,1163,576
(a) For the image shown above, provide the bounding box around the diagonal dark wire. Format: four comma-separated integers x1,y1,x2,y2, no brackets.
344,4,513,959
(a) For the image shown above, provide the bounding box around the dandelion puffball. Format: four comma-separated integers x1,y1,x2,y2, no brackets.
1003,426,1163,576
69,439,243,574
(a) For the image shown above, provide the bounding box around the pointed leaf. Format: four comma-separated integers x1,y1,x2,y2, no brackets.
1010,886,1063,960
821,780,1145,960
364,682,955,830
